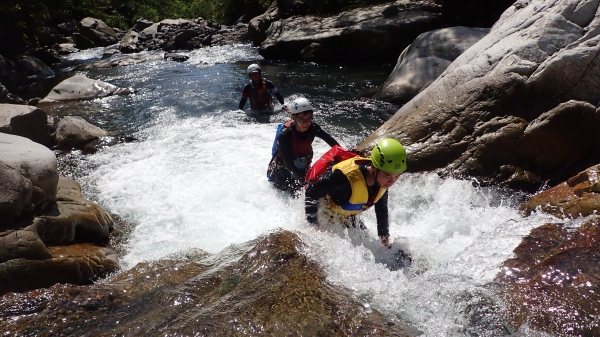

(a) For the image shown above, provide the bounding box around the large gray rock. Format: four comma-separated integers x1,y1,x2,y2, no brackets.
0,133,58,224
78,17,118,47
17,55,55,80
119,30,141,54
259,1,444,63
38,74,134,103
248,2,280,46
54,116,109,150
374,26,489,104
0,104,51,145
361,0,600,191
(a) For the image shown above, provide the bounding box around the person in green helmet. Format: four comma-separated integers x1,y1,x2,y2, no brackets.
304,138,407,248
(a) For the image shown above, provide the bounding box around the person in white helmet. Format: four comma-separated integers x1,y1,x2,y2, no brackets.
267,97,340,193
238,63,286,114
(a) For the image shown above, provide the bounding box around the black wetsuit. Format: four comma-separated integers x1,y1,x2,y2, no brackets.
269,121,339,193
305,164,390,237
238,78,284,112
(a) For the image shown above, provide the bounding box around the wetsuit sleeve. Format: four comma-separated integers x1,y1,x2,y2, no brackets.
305,169,352,225
238,97,247,110
313,123,340,147
374,190,390,237
265,80,285,105
238,83,251,109
277,128,303,180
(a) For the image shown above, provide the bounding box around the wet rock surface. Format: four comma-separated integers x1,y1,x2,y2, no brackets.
0,230,413,336
496,218,600,335
522,164,600,219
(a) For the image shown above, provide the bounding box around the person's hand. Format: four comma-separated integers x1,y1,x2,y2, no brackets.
380,236,391,248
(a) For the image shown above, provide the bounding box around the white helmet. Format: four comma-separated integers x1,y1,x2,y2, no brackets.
291,97,313,114
247,63,261,75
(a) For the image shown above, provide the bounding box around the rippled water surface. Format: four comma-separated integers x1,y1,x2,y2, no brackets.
52,44,558,336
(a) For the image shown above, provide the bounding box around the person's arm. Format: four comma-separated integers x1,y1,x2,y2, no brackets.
374,191,391,247
305,169,351,225
265,81,285,105
277,129,304,181
238,96,247,110
238,84,250,110
313,123,340,147
274,91,285,105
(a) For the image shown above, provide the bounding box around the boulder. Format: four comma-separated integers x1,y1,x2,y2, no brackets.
248,2,280,46
38,74,134,103
0,176,117,296
54,116,109,150
259,2,444,63
0,83,24,104
374,26,489,104
0,243,119,295
361,0,600,191
0,133,58,224
16,56,55,80
119,30,141,54
0,55,55,94
77,17,118,47
0,103,51,145
521,164,600,218
133,18,154,31
37,176,114,244
0,221,53,263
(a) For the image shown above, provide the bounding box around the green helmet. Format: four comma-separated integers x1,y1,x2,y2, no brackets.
370,138,407,173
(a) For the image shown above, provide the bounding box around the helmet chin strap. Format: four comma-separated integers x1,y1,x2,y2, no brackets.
367,164,379,186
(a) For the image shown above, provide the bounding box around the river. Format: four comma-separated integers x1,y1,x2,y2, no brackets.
48,43,558,336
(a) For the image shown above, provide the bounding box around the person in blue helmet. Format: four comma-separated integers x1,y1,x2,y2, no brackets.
238,63,286,114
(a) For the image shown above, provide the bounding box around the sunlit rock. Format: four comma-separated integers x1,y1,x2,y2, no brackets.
248,2,280,46
77,17,118,48
0,133,58,224
38,74,134,103
37,177,114,244
496,218,600,335
0,230,413,336
361,0,600,192
0,176,117,296
0,243,119,295
54,116,109,151
374,26,489,105
522,164,600,218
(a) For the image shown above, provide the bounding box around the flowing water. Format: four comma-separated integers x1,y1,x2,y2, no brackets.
51,44,559,336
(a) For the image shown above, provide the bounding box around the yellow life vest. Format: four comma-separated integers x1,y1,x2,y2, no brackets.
327,157,387,217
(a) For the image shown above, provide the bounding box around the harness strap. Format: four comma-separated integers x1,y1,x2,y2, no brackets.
365,186,380,208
